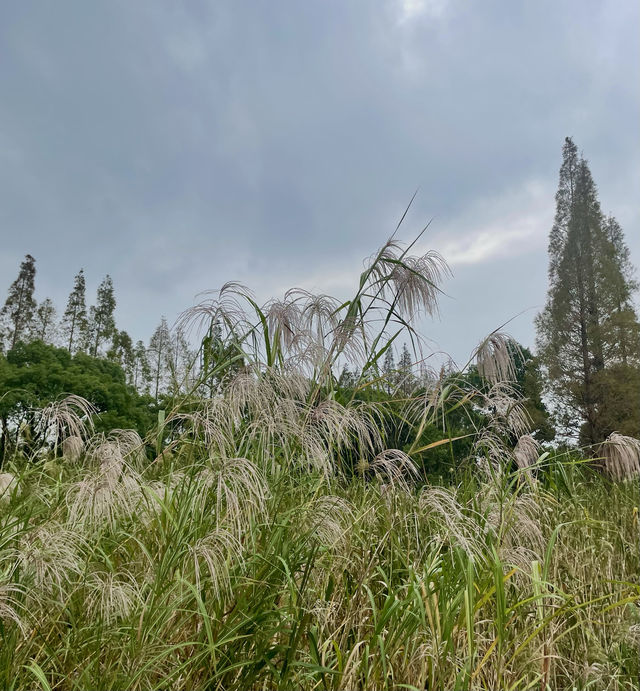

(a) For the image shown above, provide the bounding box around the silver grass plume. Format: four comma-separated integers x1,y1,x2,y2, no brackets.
62,435,84,462
369,449,419,492
513,434,540,483
599,433,640,481
85,570,142,624
66,448,143,530
367,241,450,320
418,486,481,560
0,473,18,503
187,528,242,598
38,395,96,444
475,332,519,384
483,382,531,438
513,434,539,469
303,495,355,549
198,457,269,535
0,584,26,636
10,523,86,593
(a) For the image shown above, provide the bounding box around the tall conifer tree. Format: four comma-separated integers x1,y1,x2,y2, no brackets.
0,254,37,350
148,317,171,400
30,298,58,343
397,343,415,395
62,269,89,353
382,344,396,394
88,275,116,357
133,339,151,393
536,138,640,443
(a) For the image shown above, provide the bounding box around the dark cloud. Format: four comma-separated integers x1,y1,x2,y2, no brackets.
1,0,638,363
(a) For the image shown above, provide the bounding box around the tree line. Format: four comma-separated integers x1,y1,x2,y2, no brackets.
0,264,196,400
1,136,638,449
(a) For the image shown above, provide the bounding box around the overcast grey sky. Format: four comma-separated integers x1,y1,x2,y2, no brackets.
1,0,638,365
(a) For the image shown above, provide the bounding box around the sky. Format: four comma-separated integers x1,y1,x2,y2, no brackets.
1,0,638,366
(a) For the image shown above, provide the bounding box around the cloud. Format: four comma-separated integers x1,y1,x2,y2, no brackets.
0,0,637,361
430,179,553,266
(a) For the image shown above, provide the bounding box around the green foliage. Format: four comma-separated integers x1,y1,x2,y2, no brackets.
0,341,155,457
537,137,640,444
61,269,89,354
30,298,57,343
0,446,636,690
88,275,116,357
512,344,555,442
0,254,37,351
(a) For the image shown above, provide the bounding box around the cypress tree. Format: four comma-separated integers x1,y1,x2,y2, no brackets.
0,254,37,350
62,269,89,353
536,138,640,444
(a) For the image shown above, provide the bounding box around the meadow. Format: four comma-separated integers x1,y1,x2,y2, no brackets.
0,236,638,690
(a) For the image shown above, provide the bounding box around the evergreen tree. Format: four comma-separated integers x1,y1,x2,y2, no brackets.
382,344,396,394
397,343,415,395
88,275,116,357
536,138,640,444
107,330,135,384
133,340,151,393
338,364,359,389
148,317,171,400
30,298,58,344
62,270,88,354
166,326,195,396
0,254,37,350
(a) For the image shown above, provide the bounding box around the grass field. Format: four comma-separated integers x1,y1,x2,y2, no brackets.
0,429,638,690
1,238,638,690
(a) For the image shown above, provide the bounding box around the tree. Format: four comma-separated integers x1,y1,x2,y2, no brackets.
0,254,37,350
199,320,245,397
397,343,415,395
62,270,89,354
88,275,116,357
0,341,155,462
30,298,58,344
536,138,640,444
148,318,171,400
511,344,555,443
166,326,196,396
132,339,151,393
107,330,135,384
382,344,397,394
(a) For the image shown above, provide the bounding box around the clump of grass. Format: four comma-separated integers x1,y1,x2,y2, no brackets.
0,231,638,690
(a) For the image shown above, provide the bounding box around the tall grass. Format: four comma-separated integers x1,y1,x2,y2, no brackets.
0,450,637,690
0,232,638,689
